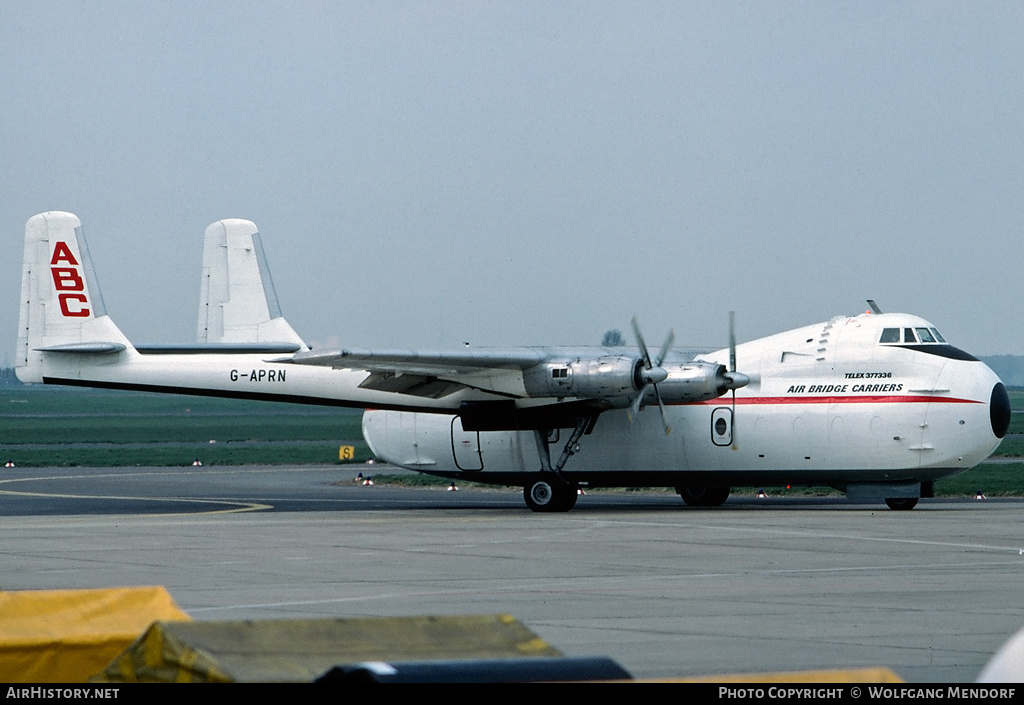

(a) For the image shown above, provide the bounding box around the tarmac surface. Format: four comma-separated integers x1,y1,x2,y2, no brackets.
1,462,1023,682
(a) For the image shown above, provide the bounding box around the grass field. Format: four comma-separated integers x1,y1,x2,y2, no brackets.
1009,389,1023,429
0,386,370,467
1,385,1020,497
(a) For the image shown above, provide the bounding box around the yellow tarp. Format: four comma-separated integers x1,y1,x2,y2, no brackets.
676,667,904,683
0,587,190,683
97,614,561,683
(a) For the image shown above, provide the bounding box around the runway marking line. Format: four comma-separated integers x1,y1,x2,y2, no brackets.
0,472,271,515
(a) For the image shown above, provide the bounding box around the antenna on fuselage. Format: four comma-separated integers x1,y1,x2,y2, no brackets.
866,300,882,314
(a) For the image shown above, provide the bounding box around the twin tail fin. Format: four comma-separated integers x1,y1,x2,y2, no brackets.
16,212,308,385
16,212,131,383
197,219,307,350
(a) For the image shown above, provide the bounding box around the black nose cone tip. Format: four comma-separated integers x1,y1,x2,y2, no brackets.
990,382,1011,439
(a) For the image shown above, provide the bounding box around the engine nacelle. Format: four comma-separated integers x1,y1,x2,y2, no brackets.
522,355,728,408
644,361,729,405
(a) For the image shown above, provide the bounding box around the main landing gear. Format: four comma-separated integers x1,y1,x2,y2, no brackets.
525,417,593,513
523,475,578,512
676,485,731,507
884,497,918,511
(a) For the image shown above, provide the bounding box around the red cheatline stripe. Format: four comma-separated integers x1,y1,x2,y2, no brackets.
681,395,981,406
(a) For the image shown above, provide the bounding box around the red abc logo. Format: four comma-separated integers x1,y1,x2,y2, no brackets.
50,241,90,317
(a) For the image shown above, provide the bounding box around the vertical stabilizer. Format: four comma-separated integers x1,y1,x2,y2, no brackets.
197,219,307,349
16,212,132,383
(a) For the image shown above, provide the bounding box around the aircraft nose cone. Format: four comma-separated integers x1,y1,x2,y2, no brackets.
990,382,1011,439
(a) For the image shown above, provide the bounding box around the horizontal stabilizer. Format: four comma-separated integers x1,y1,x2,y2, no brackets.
35,343,128,354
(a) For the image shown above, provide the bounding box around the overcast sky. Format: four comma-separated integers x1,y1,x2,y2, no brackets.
2,1,1021,362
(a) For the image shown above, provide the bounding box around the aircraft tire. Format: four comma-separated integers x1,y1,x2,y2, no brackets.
677,485,730,507
524,476,577,513
884,497,919,511
559,484,579,511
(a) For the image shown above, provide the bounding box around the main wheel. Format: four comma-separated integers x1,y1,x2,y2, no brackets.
885,497,919,511
524,477,577,512
677,485,730,507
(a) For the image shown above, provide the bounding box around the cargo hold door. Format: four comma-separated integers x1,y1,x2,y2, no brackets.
451,417,484,471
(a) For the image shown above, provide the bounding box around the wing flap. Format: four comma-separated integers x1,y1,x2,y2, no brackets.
358,372,467,399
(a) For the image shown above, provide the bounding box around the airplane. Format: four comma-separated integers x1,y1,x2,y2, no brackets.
16,211,1011,512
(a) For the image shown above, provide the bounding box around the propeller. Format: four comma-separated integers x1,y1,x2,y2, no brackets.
721,311,750,449
712,312,750,395
629,314,749,439
629,317,674,434
721,311,749,389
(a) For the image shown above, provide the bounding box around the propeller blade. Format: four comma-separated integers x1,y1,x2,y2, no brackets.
729,311,736,373
728,312,739,449
629,384,647,421
653,383,672,435
631,316,652,369
628,381,673,434
655,329,675,367
731,387,737,449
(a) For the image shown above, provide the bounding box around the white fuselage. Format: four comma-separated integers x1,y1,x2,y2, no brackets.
361,313,1006,490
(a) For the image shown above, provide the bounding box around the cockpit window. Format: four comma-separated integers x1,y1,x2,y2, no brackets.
879,326,948,345
879,328,900,343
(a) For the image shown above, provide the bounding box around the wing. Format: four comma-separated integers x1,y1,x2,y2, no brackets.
286,345,732,412
286,347,551,399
